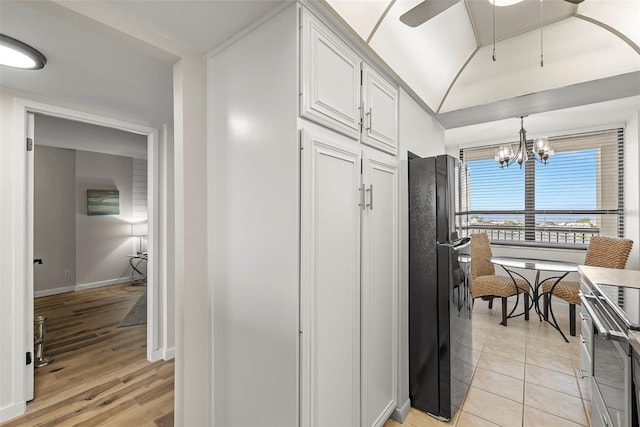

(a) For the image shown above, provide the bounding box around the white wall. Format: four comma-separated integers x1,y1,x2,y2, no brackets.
0,89,22,420
396,87,446,420
624,109,640,269
173,54,210,426
75,150,133,286
209,4,299,425
34,146,76,294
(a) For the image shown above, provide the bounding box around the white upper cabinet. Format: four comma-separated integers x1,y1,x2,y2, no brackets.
361,64,398,155
301,9,362,139
300,9,398,153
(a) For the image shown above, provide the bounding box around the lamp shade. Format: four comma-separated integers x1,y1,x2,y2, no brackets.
131,222,148,236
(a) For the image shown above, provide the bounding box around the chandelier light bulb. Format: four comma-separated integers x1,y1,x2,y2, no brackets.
494,117,554,168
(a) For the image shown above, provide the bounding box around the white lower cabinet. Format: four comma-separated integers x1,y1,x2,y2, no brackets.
300,123,398,427
361,152,398,426
300,125,362,427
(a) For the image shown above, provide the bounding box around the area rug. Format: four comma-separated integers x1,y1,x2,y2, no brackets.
119,291,147,327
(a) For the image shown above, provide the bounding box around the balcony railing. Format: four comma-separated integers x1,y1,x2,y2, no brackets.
460,224,600,245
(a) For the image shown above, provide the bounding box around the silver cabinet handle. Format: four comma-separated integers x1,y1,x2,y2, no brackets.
365,108,372,131
366,185,373,210
579,292,609,337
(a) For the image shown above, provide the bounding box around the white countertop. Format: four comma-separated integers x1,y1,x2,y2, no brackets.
578,265,640,289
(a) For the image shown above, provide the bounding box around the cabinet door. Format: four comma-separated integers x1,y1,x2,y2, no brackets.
361,151,398,427
300,124,362,427
300,9,362,140
361,64,398,155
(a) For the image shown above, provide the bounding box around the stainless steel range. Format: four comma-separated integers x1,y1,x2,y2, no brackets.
580,280,640,427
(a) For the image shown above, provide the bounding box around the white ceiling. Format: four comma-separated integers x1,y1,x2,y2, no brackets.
0,0,638,139
101,0,287,53
0,0,288,126
325,0,640,130
0,1,174,125
466,0,577,46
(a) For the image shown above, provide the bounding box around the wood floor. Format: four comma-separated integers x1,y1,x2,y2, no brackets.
1,283,174,427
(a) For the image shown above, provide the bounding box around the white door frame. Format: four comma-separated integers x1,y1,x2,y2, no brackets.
12,97,161,406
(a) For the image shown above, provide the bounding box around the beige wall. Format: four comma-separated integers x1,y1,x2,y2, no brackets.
34,146,76,294
75,150,133,285
34,145,140,292
33,113,148,295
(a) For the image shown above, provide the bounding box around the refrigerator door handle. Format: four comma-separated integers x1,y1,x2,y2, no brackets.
366,185,373,210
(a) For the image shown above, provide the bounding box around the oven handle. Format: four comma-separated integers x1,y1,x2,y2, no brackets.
580,292,610,337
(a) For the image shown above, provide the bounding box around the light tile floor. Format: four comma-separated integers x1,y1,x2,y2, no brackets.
385,299,591,427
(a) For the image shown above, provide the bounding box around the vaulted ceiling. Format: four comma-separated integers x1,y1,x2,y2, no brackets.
324,0,640,128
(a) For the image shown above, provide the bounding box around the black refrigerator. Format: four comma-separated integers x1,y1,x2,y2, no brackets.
408,154,473,421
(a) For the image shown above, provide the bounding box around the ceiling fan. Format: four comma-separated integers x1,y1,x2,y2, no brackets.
400,0,584,27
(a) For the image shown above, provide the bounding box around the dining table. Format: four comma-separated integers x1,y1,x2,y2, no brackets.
488,256,579,342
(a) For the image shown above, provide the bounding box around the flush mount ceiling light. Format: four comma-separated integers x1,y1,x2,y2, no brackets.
494,116,555,169
0,34,47,70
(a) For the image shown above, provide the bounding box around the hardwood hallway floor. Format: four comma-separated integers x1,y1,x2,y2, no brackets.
1,283,174,427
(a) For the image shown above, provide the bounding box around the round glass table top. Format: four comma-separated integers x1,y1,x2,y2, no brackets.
488,256,579,273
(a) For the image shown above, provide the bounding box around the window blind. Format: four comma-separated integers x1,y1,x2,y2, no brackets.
458,128,624,247
132,158,148,222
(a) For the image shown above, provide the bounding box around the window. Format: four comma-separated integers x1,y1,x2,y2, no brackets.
458,129,624,247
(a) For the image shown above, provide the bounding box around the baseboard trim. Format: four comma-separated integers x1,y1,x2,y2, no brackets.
34,286,75,298
391,398,411,423
75,277,130,292
162,347,176,361
149,349,163,363
0,401,26,423
34,278,131,298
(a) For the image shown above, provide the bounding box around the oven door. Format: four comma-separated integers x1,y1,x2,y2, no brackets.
593,330,631,427
581,292,632,427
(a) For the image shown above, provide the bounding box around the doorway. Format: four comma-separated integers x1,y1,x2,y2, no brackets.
13,99,160,404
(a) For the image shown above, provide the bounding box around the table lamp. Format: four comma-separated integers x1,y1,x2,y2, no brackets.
131,221,148,255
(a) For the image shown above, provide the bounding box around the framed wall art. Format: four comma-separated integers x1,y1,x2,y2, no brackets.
87,189,120,216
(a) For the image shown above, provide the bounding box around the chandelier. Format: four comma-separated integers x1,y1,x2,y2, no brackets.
494,116,554,169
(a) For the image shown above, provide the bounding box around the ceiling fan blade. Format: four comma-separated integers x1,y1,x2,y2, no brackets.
399,0,461,27
563,0,585,3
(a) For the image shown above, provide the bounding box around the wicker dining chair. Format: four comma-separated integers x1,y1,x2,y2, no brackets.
471,233,530,326
542,236,633,336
